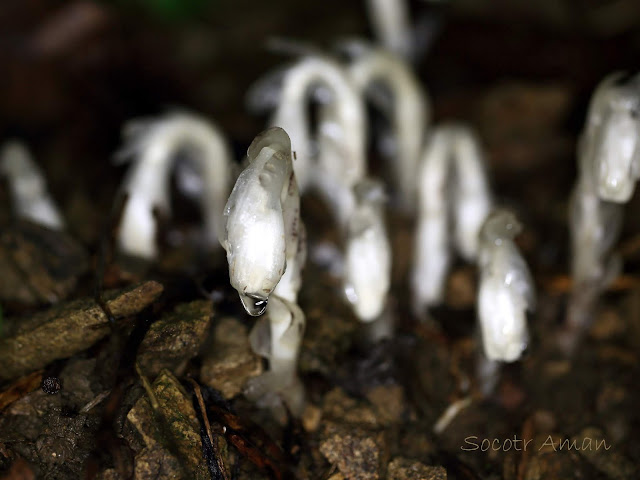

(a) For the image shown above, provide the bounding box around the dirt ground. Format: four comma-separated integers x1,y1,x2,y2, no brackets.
0,1,639,479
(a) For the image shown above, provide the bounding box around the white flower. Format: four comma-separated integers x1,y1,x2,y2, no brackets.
580,73,640,203
477,210,535,362
0,141,65,230
344,40,429,209
222,127,305,315
115,111,231,259
569,73,639,306
344,180,392,322
412,124,492,310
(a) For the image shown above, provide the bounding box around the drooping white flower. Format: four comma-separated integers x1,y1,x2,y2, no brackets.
412,124,492,311
570,73,640,286
115,111,232,259
580,73,640,203
566,73,640,345
222,127,307,415
0,141,65,230
344,40,429,209
222,127,304,315
344,179,392,322
477,209,535,362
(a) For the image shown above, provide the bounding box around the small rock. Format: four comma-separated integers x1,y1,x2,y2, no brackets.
200,316,262,399
387,457,446,480
0,281,163,382
137,300,213,378
41,377,61,395
322,388,378,426
127,369,213,480
319,422,385,480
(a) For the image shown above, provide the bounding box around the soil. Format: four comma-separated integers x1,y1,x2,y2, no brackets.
0,1,639,479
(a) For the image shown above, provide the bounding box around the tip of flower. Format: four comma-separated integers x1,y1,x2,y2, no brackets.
240,292,269,316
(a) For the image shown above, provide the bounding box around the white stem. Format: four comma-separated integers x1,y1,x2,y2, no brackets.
569,178,622,286
247,294,306,417
412,124,492,310
412,128,450,309
0,141,65,230
269,55,366,199
345,41,429,209
451,126,492,260
365,0,413,60
116,111,231,259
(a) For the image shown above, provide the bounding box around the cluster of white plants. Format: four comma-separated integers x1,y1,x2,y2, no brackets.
411,125,536,374
102,35,540,408
0,141,65,230
250,46,395,325
12,2,636,418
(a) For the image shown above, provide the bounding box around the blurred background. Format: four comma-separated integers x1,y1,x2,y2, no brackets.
1,0,640,247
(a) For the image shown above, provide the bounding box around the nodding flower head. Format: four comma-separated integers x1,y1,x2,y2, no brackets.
115,111,232,260
477,209,535,362
222,127,304,316
581,73,640,203
343,179,392,322
0,141,65,230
